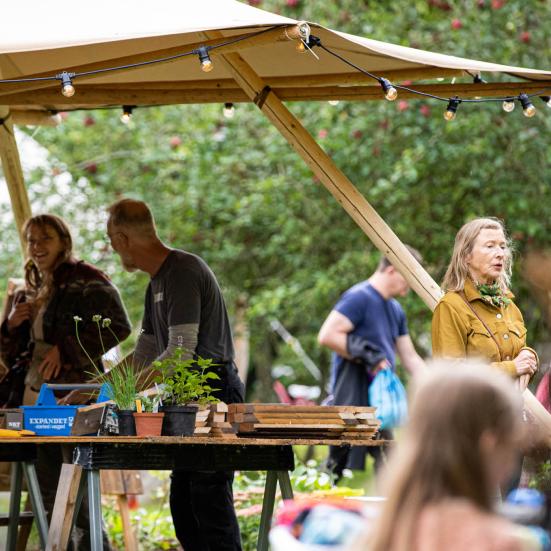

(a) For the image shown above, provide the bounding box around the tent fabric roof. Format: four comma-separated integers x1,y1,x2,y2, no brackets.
0,0,549,113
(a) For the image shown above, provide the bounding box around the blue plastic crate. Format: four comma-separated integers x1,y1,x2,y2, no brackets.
22,384,109,436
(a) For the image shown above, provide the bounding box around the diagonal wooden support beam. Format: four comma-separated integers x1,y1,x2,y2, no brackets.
0,105,31,253
206,31,442,309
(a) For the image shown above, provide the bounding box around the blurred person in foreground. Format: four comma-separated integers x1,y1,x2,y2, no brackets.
318,248,425,478
350,363,541,551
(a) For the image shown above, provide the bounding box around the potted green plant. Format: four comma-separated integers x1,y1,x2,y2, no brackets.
153,348,220,436
74,315,153,436
132,394,164,436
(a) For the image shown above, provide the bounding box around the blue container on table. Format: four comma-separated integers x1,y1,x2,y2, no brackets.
21,383,109,436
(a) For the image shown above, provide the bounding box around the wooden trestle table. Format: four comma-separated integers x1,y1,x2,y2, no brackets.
0,435,384,551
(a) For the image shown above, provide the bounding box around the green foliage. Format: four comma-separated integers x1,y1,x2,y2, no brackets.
153,348,220,405
102,471,180,550
529,460,551,493
137,394,162,413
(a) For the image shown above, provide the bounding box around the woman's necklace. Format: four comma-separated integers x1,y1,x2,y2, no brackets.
476,281,511,308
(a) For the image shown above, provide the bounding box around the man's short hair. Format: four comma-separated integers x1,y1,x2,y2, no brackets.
377,245,423,272
107,198,157,239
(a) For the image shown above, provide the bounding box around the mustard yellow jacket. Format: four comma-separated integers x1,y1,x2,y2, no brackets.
432,279,538,377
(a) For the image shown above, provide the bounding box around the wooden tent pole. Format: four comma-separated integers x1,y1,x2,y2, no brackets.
206,37,442,309
209,35,551,437
0,105,31,253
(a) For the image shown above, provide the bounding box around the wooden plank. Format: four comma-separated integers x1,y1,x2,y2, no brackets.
0,105,31,251
229,404,375,414
5,80,551,108
46,464,83,551
117,495,138,551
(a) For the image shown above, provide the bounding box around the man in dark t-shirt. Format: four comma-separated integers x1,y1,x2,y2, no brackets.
107,198,244,551
318,250,425,478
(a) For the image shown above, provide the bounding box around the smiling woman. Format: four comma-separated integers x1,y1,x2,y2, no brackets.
0,213,131,548
431,217,538,383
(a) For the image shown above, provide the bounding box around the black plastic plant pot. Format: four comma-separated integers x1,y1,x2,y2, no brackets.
161,405,198,436
116,409,136,436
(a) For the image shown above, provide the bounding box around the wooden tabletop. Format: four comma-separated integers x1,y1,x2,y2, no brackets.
0,435,386,446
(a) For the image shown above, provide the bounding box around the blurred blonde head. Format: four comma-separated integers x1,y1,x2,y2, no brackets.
352,361,523,551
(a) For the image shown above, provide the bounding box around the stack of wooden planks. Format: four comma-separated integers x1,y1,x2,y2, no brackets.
193,402,237,438
227,404,380,440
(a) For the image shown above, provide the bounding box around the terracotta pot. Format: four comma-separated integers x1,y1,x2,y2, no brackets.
133,412,164,437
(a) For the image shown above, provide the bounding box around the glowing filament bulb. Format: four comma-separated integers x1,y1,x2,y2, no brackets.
120,105,134,124
444,97,460,121
59,72,75,98
197,47,213,73
223,103,235,118
519,93,536,118
380,78,398,101
502,99,515,113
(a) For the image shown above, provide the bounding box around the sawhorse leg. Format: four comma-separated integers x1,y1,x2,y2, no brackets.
257,471,294,551
7,461,49,551
22,462,49,549
47,465,104,551
87,469,103,551
7,462,23,551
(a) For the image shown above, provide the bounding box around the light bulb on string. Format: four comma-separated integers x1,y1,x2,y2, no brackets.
223,103,235,118
328,100,340,106
197,47,213,73
380,78,397,101
120,105,134,124
502,99,515,113
519,93,536,118
540,96,551,109
444,97,460,121
58,72,76,98
50,111,63,125
296,40,306,53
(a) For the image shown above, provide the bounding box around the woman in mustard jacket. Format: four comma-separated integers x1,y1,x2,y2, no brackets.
432,217,538,385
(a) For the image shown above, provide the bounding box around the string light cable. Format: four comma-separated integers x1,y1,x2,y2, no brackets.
308,36,551,119
0,26,279,90
0,26,548,121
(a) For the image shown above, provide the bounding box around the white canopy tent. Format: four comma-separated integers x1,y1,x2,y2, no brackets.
1,0,550,438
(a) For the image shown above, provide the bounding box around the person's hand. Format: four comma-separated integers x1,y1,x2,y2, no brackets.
513,349,537,377
7,301,32,331
372,358,389,376
38,346,62,380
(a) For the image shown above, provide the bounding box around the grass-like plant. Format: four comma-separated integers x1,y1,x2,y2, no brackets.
74,314,153,411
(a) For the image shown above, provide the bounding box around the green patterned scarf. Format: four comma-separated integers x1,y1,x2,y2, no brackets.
476,282,511,308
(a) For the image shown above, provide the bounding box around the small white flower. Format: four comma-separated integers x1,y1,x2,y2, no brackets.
73,315,82,322
92,314,102,322
102,318,112,328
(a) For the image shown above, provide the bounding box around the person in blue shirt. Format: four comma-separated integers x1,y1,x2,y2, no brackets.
318,248,425,478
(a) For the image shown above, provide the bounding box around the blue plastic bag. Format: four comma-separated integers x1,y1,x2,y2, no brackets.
368,368,408,430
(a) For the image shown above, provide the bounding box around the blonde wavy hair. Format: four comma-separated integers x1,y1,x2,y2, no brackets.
350,362,523,551
441,217,512,292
